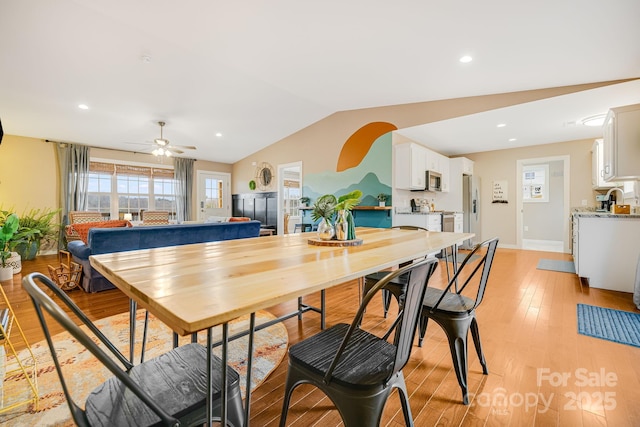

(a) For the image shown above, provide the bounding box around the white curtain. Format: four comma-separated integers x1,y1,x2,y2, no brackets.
173,157,194,223
56,143,90,247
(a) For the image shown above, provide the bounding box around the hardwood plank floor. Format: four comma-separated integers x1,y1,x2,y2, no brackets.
3,248,639,426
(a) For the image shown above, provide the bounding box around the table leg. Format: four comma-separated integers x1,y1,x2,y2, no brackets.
221,323,229,426
129,299,136,363
244,313,256,426
320,289,326,330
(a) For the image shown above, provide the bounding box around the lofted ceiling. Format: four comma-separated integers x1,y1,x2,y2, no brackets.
1,1,639,163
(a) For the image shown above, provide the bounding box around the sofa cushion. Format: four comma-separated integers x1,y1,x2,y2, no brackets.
71,220,132,244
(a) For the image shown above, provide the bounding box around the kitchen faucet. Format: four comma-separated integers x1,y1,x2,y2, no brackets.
605,187,624,204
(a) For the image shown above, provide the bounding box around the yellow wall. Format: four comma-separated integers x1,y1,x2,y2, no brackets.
0,135,58,215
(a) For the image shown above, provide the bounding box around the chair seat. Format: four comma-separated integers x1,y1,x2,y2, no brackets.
423,288,476,314
288,323,396,390
85,343,240,426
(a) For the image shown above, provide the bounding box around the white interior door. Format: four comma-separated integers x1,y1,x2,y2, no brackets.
197,171,230,221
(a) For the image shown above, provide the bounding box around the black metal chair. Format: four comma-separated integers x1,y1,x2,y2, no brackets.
417,237,499,405
279,257,439,427
362,226,428,318
22,272,245,427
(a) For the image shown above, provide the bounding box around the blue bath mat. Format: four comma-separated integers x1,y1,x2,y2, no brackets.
577,304,640,348
537,259,576,274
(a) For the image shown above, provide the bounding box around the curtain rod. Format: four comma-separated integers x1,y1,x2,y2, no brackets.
44,139,196,161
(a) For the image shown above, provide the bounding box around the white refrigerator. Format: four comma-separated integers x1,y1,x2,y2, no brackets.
462,175,481,249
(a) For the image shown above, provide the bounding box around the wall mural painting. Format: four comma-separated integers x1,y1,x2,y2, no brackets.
303,122,396,228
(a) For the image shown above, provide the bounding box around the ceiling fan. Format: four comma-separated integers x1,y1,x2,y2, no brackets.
129,121,197,157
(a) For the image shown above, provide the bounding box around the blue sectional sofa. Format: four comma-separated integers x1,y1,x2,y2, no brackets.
67,221,261,292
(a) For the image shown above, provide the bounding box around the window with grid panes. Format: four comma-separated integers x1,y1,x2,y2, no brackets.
87,161,174,220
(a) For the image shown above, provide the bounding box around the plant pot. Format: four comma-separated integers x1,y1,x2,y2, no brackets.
0,266,13,281
378,202,386,207
6,251,21,274
15,240,40,261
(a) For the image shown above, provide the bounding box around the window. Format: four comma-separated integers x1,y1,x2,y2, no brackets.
204,177,223,210
87,161,175,220
117,174,149,217
522,164,549,203
87,171,112,218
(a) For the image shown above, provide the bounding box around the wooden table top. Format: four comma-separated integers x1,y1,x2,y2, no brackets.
90,227,473,335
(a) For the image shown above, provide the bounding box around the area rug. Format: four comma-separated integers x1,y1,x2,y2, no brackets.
0,309,288,426
537,258,576,274
444,251,479,264
577,303,640,348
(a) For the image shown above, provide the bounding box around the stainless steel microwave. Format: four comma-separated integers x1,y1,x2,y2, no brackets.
425,170,442,191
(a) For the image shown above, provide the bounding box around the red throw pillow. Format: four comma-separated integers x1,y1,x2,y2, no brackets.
71,220,132,244
228,217,251,222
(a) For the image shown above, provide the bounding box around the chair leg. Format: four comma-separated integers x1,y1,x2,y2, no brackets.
418,313,429,347
470,317,488,375
381,288,392,318
440,317,473,405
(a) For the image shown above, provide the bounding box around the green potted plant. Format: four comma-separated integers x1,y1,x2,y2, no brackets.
310,194,337,240
299,196,311,208
0,213,20,280
12,208,61,260
377,193,388,207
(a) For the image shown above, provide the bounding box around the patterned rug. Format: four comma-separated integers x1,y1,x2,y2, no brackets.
577,303,640,348
0,309,288,426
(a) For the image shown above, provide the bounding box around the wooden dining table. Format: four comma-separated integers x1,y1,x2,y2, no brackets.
90,226,473,426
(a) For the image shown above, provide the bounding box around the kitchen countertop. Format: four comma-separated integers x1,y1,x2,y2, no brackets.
572,211,640,218
396,211,462,215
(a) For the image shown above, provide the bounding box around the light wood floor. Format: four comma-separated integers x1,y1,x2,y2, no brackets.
4,248,640,426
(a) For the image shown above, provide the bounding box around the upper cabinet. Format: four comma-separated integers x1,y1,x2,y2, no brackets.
602,103,640,182
395,142,426,190
591,139,621,189
395,142,450,192
460,157,474,175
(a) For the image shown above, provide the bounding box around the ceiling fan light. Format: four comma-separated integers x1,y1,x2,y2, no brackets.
165,150,172,157
154,138,169,146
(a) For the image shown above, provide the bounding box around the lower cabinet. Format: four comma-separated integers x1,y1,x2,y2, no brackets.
574,215,640,293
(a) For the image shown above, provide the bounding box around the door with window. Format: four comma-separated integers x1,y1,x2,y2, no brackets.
197,171,230,221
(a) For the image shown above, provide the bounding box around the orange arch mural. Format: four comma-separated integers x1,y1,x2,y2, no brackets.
336,121,397,172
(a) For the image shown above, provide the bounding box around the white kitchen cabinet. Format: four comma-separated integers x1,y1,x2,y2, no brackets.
574,214,640,293
454,213,463,233
394,213,442,231
460,157,474,175
395,143,426,190
602,103,640,181
439,154,450,192
591,139,621,189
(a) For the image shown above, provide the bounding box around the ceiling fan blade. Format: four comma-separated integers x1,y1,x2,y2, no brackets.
172,144,197,150
125,141,153,146
168,148,184,154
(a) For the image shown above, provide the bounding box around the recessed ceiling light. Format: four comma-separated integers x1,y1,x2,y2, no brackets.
215,132,222,137
581,114,606,127
497,123,506,128
459,55,472,63
78,104,89,110
509,138,517,142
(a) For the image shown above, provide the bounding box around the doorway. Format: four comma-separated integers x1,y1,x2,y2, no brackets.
277,162,302,235
516,156,570,253
196,171,231,221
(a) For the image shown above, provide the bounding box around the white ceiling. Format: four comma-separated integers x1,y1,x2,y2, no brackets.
1,1,639,163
